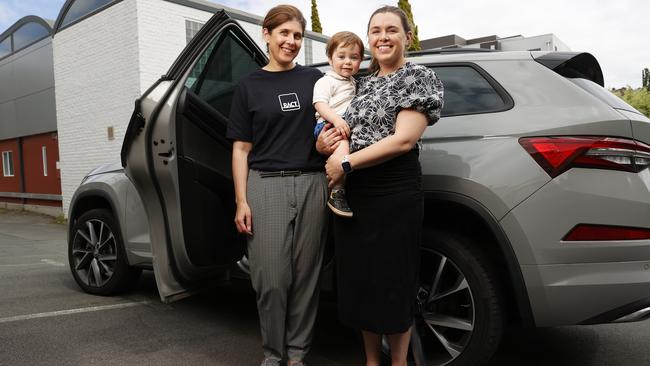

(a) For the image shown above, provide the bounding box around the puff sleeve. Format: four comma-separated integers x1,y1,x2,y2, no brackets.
395,65,444,125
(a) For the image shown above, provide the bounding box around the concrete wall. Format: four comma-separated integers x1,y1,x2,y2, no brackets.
500,33,571,52
0,37,56,140
53,0,141,215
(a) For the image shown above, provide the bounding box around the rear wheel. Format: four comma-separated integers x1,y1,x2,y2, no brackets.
68,208,141,295
382,229,505,365
411,229,505,365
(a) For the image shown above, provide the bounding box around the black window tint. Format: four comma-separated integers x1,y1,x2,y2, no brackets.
431,66,507,116
13,23,49,50
186,30,262,117
570,78,640,114
0,37,11,58
62,0,113,27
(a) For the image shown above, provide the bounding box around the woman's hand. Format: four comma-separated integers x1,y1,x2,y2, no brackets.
325,152,346,188
316,123,343,155
235,201,253,235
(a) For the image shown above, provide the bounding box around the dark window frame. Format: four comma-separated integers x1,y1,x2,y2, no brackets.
423,62,515,118
11,22,50,53
54,0,123,34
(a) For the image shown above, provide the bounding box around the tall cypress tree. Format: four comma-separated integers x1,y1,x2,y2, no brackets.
311,0,322,33
398,0,421,51
643,68,650,91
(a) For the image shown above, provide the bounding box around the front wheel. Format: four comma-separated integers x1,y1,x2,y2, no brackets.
409,229,505,366
68,208,142,295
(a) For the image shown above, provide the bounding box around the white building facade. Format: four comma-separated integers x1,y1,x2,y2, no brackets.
49,0,329,215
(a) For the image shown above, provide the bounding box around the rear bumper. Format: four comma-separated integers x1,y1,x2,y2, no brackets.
521,260,650,326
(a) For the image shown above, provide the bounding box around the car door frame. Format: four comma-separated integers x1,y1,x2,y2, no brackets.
122,10,267,303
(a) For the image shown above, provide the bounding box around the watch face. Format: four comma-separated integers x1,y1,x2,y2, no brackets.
342,161,352,173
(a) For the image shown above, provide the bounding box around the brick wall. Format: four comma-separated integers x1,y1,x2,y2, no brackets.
22,132,61,207
53,0,141,216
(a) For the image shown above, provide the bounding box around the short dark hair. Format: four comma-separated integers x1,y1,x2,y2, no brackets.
326,31,364,59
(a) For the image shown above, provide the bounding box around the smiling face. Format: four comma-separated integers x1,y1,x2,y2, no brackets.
367,12,412,71
263,20,303,69
329,43,362,78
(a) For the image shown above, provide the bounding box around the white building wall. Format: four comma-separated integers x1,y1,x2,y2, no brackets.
136,0,213,92
53,0,141,216
500,33,571,52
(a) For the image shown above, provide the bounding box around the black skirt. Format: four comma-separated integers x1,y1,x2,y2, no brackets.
334,149,423,334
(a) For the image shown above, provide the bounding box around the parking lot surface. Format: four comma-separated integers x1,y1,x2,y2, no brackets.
1,209,649,365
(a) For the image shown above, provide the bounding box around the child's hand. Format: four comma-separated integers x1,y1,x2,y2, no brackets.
332,120,351,139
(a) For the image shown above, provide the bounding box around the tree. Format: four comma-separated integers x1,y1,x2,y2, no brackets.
398,0,421,51
311,0,322,33
612,87,650,118
643,68,650,91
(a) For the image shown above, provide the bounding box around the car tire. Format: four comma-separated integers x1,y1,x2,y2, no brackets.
409,228,506,366
68,208,142,295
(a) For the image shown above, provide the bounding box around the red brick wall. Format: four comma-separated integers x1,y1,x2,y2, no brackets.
22,132,62,207
0,139,21,194
0,134,63,207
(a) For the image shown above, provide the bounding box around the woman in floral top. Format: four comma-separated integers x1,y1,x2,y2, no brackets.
321,5,443,366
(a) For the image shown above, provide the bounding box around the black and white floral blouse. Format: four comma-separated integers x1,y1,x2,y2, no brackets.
344,62,444,152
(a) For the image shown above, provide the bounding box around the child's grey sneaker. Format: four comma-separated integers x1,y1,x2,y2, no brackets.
327,189,353,218
260,358,280,366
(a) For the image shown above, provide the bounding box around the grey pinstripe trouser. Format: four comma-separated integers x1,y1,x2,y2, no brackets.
246,170,328,361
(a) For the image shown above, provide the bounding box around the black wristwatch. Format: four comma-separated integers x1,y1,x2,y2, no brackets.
342,155,353,174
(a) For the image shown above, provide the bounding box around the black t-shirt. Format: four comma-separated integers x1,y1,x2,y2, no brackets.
227,64,324,171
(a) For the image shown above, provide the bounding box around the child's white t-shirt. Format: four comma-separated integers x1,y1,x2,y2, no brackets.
312,70,356,122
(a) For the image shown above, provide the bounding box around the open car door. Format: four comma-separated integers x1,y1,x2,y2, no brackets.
122,11,267,303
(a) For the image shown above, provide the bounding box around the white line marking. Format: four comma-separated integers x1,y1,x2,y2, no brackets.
40,259,66,267
0,302,147,324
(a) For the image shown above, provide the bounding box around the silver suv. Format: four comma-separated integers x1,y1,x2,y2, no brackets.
67,10,650,366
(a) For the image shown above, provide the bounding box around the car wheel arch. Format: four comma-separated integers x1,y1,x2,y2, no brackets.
423,191,536,328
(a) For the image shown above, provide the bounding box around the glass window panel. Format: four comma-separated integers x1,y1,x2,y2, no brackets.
42,146,48,177
2,151,14,177
0,37,11,58
62,0,113,27
12,23,49,50
185,29,263,117
431,66,507,116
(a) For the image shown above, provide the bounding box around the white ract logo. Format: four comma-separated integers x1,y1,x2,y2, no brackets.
278,93,301,111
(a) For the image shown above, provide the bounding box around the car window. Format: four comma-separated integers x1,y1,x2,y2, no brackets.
185,29,261,117
431,66,509,116
569,78,642,115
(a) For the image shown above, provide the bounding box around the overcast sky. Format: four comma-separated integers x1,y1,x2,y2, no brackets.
1,0,648,88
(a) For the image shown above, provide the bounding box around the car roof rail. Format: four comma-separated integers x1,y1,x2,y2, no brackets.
308,48,495,68
407,48,496,57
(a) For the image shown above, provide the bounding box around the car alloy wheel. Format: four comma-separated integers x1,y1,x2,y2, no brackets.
71,217,118,288
412,248,475,365
68,209,141,295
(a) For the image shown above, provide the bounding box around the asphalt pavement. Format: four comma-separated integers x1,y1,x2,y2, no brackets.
1,209,649,366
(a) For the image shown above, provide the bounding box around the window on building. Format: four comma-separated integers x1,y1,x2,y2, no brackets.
61,0,114,28
185,20,205,44
0,37,11,58
431,66,509,116
12,22,49,51
42,146,48,177
185,29,263,117
2,151,14,177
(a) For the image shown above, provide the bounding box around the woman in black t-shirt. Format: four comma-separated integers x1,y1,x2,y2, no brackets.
226,5,326,366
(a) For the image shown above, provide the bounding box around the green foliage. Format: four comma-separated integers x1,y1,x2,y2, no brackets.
311,0,322,33
398,0,421,51
643,68,650,91
612,87,650,118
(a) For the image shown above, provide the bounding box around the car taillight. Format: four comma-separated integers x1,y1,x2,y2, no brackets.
519,136,650,177
563,224,650,241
